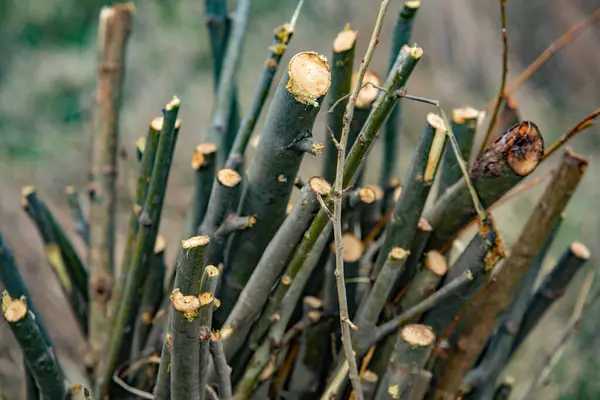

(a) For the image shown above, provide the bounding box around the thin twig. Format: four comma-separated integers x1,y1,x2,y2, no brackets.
485,7,600,111
112,362,154,399
523,261,596,399
480,0,509,153
542,107,600,160
330,1,394,398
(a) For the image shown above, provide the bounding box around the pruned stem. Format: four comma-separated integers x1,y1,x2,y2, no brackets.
198,266,220,400
433,148,588,397
226,21,296,171
374,324,435,400
210,331,233,400
204,0,250,166
425,121,544,252
88,3,133,362
65,186,89,245
381,0,420,196
2,293,66,400
186,143,218,238
100,97,181,395
221,177,331,360
220,51,330,327
169,236,210,400
322,26,357,183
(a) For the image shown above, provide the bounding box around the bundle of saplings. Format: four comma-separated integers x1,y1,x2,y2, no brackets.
1,1,597,399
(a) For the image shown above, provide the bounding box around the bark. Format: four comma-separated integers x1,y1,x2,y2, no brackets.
100,98,181,395
433,148,588,398
2,293,66,400
220,52,330,327
425,121,544,252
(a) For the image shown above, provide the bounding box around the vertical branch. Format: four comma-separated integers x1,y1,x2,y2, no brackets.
88,3,133,365
322,26,357,183
479,0,508,153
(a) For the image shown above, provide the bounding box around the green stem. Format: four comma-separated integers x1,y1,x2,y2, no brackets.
100,97,181,395
170,236,211,400
220,177,330,358
276,45,423,353
374,324,435,400
129,235,166,364
380,0,420,206
220,52,329,326
88,4,133,360
116,117,167,317
204,0,250,167
65,186,89,245
186,143,218,238
512,241,590,352
425,121,544,252
226,23,295,171
2,293,66,400
322,26,357,183
435,107,479,200
22,189,88,335
372,113,447,277
210,331,233,400
235,224,332,398
153,331,172,400
198,266,220,400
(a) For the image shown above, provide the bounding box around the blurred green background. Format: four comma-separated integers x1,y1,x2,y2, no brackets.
0,0,599,398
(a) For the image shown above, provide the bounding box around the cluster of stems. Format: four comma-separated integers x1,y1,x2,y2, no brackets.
3,2,599,400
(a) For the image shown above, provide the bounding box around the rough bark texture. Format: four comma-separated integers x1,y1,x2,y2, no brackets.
425,121,544,252
433,149,588,398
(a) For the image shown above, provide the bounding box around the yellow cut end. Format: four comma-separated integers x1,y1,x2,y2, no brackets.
358,187,376,204
400,324,436,347
333,29,357,53
2,293,27,322
191,143,218,169
571,242,591,260
452,107,480,124
154,233,167,254
150,116,182,131
165,96,181,111
287,52,331,106
217,169,242,188
205,265,220,277
198,292,214,307
389,247,409,261
424,251,447,276
182,235,210,249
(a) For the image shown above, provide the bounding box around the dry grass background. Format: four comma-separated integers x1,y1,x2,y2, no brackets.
0,0,599,398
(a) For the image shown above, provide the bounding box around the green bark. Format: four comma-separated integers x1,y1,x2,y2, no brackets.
204,0,250,167
226,23,295,172
169,236,210,400
116,117,165,314
372,113,447,277
380,0,420,207
220,52,329,326
322,27,357,183
129,237,166,364
65,186,89,245
186,143,218,238
461,217,564,399
100,98,181,395
2,293,66,400
210,332,233,400
198,266,220,400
